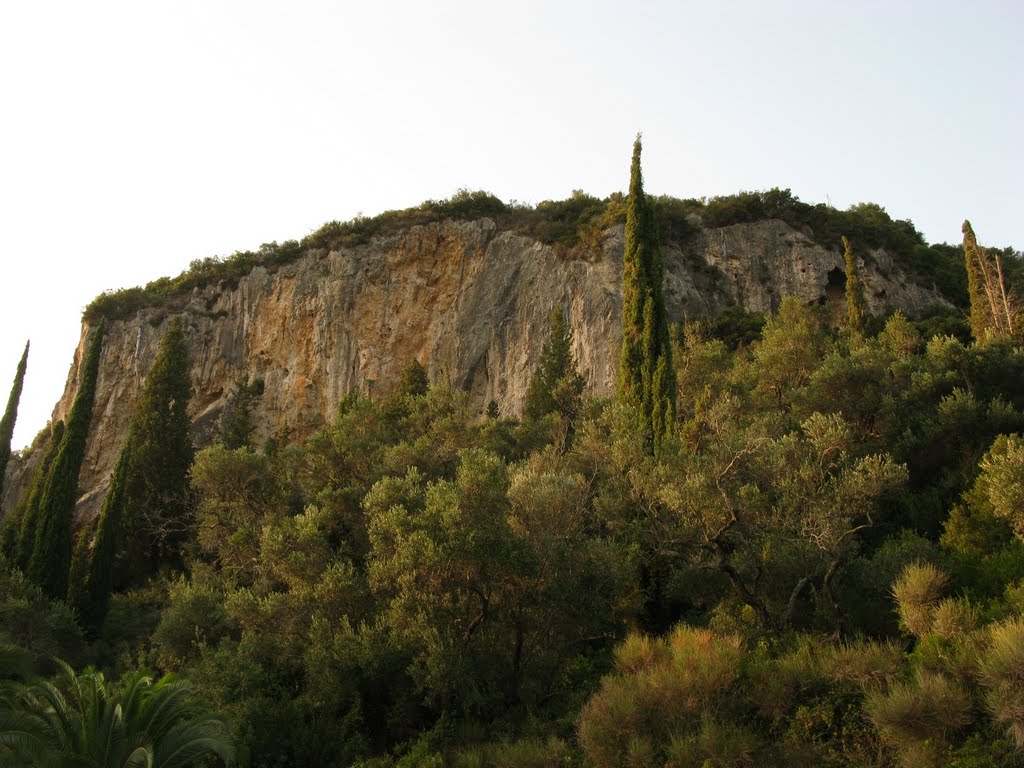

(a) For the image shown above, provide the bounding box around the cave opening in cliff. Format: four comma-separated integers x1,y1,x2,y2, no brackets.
824,267,847,323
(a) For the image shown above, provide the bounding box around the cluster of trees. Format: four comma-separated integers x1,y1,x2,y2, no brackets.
2,141,1023,766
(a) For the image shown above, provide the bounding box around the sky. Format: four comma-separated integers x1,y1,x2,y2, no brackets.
0,0,1021,449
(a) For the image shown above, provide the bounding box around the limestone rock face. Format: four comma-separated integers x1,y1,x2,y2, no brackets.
19,217,947,522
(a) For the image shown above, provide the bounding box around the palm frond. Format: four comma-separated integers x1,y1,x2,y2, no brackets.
151,719,236,768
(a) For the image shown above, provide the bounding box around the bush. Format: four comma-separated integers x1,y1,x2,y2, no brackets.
979,616,1024,748
0,557,84,670
892,562,949,638
824,640,904,692
577,625,744,768
452,736,569,768
866,669,972,766
154,571,234,667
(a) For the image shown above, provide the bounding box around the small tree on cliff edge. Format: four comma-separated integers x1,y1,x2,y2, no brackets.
0,341,29,501
27,320,105,599
618,135,675,452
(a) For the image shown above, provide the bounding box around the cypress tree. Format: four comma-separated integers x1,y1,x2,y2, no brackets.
111,317,194,588
0,341,29,502
27,320,105,598
68,445,130,629
618,135,676,451
842,236,867,334
524,305,584,422
964,219,994,343
2,420,63,567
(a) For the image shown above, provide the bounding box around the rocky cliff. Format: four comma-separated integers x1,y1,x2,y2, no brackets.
6,217,947,522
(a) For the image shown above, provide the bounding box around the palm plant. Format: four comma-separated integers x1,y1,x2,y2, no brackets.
0,659,235,767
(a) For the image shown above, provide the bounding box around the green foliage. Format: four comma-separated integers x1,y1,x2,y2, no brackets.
0,554,84,671
154,571,234,668
892,562,949,639
0,341,28,502
618,136,676,452
511,190,609,250
698,188,973,304
523,306,584,425
18,235,1024,764
976,433,1024,539
67,318,193,630
577,625,746,768
911,304,971,345
2,420,64,570
750,296,826,404
865,669,972,767
452,735,570,768
366,448,625,720
190,445,292,583
116,318,194,586
0,661,235,767
81,180,991,330
842,236,868,334
222,377,263,450
395,359,429,400
979,616,1024,748
27,320,105,599
68,448,130,632
964,219,994,343
697,305,766,349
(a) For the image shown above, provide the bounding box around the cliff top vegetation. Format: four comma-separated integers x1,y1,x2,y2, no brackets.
83,187,1021,324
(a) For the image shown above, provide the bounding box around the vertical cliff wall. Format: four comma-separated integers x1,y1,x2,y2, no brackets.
9,217,946,522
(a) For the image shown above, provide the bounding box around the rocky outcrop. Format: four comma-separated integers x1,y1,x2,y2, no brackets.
13,217,948,522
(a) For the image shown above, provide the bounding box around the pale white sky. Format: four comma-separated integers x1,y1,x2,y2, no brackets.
1,0,1021,449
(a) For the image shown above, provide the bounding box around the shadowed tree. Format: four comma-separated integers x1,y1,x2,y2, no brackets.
395,359,428,399
67,447,130,631
618,135,675,453
2,420,63,568
26,321,105,599
80,318,194,606
524,306,585,424
221,379,259,451
0,341,28,502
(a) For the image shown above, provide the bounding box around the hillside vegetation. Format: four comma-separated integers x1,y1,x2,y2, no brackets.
83,187,1020,324
4,148,1024,766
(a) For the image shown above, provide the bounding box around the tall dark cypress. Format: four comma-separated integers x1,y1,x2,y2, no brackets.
4,421,64,567
0,341,29,501
68,444,130,629
110,317,194,589
26,320,105,598
618,135,676,451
